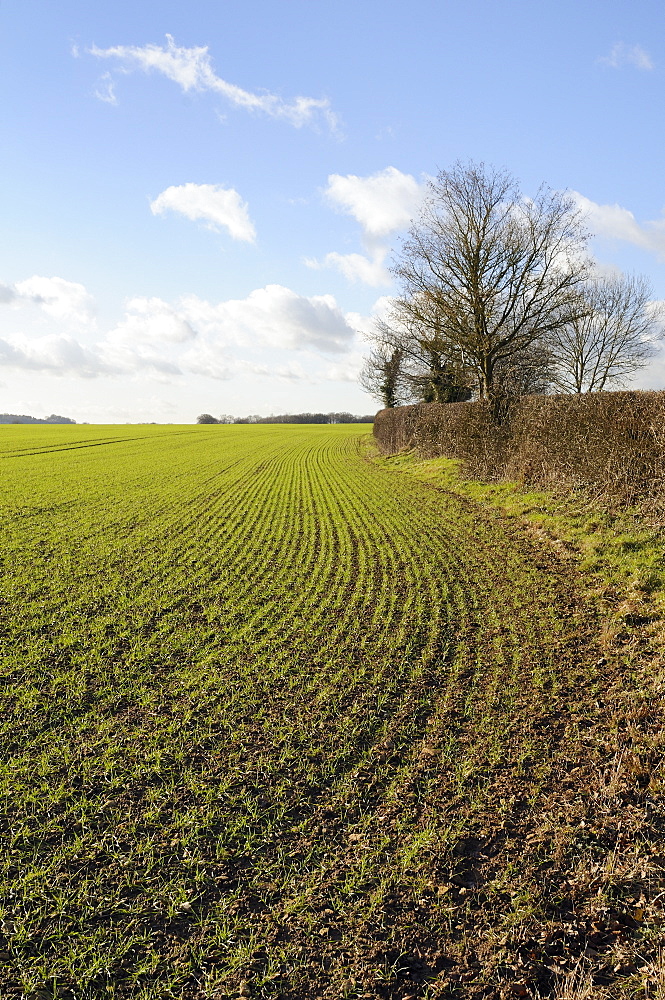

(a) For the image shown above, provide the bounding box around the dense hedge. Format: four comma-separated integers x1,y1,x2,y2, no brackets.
373,391,665,499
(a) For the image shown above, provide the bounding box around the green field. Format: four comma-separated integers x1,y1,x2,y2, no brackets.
1,425,662,1000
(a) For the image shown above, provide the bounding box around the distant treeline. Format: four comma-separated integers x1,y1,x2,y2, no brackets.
198,412,374,425
0,413,76,425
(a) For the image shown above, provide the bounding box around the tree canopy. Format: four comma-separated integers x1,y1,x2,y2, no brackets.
391,161,591,402
361,161,663,411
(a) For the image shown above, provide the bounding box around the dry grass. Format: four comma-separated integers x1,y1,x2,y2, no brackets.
547,948,665,998
550,969,599,999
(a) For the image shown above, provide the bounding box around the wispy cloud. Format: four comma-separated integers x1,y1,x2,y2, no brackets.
150,183,256,242
598,42,654,71
88,34,339,131
94,72,117,105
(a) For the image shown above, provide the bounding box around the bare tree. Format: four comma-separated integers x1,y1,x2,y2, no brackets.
392,161,591,409
359,344,405,408
549,273,663,393
493,342,555,397
389,296,474,402
362,301,474,406
410,349,474,403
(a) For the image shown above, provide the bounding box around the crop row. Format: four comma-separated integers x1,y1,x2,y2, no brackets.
0,425,625,999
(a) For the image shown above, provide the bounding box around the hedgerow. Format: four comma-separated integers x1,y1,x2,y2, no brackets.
373,390,665,500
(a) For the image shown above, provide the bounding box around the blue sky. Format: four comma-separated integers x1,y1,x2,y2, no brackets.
1,0,664,422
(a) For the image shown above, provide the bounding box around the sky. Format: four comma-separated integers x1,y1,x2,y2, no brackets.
1,0,665,423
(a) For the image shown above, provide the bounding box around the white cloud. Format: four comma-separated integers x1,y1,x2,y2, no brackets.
0,276,358,385
589,259,624,280
108,297,197,344
0,335,115,378
178,284,356,353
599,43,654,71
160,282,358,380
644,300,665,351
150,183,256,242
350,295,395,329
0,333,184,382
317,250,390,286
345,296,396,340
324,353,365,383
169,341,231,381
571,191,665,259
12,276,96,325
89,34,339,131
237,359,312,382
325,166,424,238
310,167,424,287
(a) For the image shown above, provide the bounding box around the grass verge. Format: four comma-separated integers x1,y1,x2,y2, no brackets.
373,446,665,1000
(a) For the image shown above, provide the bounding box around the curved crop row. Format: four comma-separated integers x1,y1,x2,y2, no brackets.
0,424,658,1000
